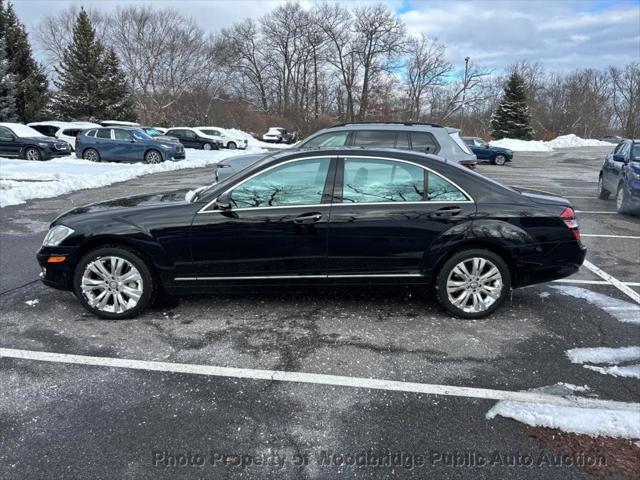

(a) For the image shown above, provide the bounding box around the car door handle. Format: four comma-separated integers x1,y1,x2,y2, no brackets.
294,212,323,224
429,206,462,218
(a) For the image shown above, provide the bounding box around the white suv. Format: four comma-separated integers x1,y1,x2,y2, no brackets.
195,127,247,150
28,121,101,150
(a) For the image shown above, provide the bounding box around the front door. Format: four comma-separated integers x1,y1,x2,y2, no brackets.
0,126,21,157
190,157,336,280
327,156,476,278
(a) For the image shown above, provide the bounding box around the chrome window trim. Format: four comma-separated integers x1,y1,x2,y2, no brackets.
175,273,423,281
197,154,474,214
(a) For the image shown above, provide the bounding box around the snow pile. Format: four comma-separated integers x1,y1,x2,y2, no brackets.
226,128,294,150
0,147,267,207
490,134,612,152
487,383,640,439
567,346,640,379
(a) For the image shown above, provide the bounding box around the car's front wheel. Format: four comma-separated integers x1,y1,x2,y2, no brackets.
24,147,42,161
83,148,100,162
436,249,511,319
493,154,507,166
73,246,156,319
144,149,163,164
227,142,237,150
597,175,610,199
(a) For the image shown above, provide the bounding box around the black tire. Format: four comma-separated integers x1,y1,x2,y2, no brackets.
203,143,213,151
493,154,507,166
616,183,633,214
73,245,156,320
597,175,610,199
435,249,511,319
144,149,163,164
24,147,42,161
227,141,237,150
83,148,100,162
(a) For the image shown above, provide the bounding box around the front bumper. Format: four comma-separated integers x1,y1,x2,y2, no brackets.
37,246,79,291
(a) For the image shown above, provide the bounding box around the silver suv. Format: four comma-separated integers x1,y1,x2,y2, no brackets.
297,122,477,167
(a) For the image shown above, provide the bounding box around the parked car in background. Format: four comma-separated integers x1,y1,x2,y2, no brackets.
195,127,248,150
28,121,101,150
0,122,71,160
263,127,294,144
214,153,270,182
164,127,222,150
598,139,640,214
462,137,513,165
100,120,140,127
75,127,185,164
38,147,586,320
601,135,625,144
140,126,180,143
297,122,477,167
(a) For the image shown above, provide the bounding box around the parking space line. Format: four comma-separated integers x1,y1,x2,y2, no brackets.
1,348,638,412
581,234,640,239
575,210,617,214
553,279,640,287
582,260,640,304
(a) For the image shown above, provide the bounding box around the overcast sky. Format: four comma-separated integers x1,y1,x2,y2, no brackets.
12,0,640,72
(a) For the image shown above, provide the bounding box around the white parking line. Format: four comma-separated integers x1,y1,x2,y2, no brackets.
581,234,640,239
583,260,640,304
553,279,640,287
0,348,637,412
575,210,617,214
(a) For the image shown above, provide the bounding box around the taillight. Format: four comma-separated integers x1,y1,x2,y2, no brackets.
561,207,580,239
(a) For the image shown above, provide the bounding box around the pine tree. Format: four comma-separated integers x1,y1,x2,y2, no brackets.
490,72,534,140
52,7,107,120
0,0,48,121
101,48,136,121
0,35,17,121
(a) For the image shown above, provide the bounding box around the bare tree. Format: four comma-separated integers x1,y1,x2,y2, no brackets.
405,34,451,120
610,62,640,138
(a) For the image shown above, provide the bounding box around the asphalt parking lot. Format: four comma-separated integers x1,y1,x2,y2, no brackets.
1,146,638,479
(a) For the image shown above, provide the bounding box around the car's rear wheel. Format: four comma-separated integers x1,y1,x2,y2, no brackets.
144,149,162,164
616,183,632,214
25,147,42,161
83,148,100,162
73,246,155,320
597,175,610,199
203,143,213,150
227,141,237,150
436,249,511,319
493,154,507,166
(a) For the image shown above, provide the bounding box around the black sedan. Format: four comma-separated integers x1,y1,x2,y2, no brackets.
37,148,586,320
164,127,222,150
0,122,71,160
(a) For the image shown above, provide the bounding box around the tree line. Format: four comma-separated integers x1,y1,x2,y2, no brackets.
2,0,638,140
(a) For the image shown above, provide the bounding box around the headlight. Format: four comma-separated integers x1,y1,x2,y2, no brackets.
43,225,74,247
630,170,640,181
160,144,172,149
37,142,50,148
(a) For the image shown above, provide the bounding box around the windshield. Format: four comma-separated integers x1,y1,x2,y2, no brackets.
2,123,45,138
143,127,162,137
131,129,152,140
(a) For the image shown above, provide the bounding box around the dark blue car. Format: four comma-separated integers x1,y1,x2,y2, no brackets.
463,137,513,165
76,127,185,164
598,139,640,214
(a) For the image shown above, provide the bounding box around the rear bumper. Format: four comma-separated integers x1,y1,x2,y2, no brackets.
512,240,587,288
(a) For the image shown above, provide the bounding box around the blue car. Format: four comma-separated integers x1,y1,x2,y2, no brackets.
463,137,513,165
598,139,640,214
76,127,185,164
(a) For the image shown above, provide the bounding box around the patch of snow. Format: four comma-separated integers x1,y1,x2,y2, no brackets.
490,134,612,152
0,147,268,207
552,286,640,325
567,346,640,365
538,291,550,298
556,382,590,393
24,299,39,306
584,364,640,379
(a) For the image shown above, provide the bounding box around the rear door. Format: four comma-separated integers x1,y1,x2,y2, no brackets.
327,156,476,278
95,128,115,159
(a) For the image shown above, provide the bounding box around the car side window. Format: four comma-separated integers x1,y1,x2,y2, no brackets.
395,132,410,149
352,130,396,147
85,129,97,138
228,158,331,208
342,158,424,203
410,132,438,154
0,126,15,138
184,130,197,139
63,129,81,137
301,132,349,148
113,129,131,141
474,139,487,147
428,173,468,201
632,144,640,162
618,142,630,158
96,129,112,140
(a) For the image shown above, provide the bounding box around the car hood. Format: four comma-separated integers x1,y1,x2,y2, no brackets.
490,145,512,153
511,186,570,206
53,191,190,225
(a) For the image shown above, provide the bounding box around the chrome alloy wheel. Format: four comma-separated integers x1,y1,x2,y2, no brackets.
446,257,503,313
81,256,143,314
25,148,41,160
145,150,161,164
84,149,99,162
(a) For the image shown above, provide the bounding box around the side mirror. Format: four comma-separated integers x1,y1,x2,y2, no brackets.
215,193,231,210
612,154,626,162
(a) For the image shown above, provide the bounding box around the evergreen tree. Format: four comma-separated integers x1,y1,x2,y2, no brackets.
0,0,48,121
52,7,107,120
490,72,534,140
0,35,17,121
101,48,136,121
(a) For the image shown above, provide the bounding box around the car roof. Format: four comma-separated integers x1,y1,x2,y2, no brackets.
256,146,448,165
93,126,141,131
327,121,444,130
